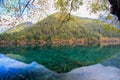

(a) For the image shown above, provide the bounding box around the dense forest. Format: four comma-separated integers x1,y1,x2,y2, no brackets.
0,12,120,45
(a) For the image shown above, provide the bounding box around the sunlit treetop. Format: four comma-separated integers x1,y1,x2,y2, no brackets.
0,0,51,25
1,0,120,25
89,0,109,13
55,0,83,12
0,0,84,17
0,0,110,17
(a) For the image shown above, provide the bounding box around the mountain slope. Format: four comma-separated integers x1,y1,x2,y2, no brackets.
6,22,33,33
0,12,120,42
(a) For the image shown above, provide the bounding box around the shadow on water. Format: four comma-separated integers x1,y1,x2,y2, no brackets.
0,45,120,73
102,53,120,69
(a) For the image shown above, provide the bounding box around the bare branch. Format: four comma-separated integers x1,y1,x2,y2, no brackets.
18,0,21,15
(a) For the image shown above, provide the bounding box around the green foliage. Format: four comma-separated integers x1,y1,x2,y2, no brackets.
6,23,27,33
55,0,83,12
1,0,111,18
89,0,109,13
0,12,120,42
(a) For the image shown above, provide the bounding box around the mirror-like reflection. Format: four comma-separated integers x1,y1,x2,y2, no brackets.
0,45,120,73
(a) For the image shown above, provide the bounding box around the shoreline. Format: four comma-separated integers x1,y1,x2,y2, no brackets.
0,37,120,46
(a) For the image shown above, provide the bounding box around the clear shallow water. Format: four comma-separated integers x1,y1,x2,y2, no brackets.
0,55,120,80
0,45,120,73
0,54,59,80
59,64,120,80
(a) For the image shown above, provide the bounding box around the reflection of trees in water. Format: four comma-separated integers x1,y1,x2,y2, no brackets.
0,45,120,73
102,52,120,69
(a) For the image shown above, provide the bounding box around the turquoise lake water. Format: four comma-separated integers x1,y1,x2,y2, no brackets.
0,45,120,73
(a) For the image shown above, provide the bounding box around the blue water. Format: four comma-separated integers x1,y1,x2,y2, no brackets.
0,45,120,80
0,45,120,72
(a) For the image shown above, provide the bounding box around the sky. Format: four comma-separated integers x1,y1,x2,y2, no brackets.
72,2,98,19
0,0,100,26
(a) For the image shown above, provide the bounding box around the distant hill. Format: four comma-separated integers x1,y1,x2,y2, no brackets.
6,22,33,33
0,12,120,42
99,14,120,28
24,22,33,26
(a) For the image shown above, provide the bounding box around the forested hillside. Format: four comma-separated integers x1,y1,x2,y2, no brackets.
0,12,120,43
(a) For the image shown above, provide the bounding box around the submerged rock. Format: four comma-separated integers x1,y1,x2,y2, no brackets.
0,54,60,80
0,54,120,80
59,64,120,80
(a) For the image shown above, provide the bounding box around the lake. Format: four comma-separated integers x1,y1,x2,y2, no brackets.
0,44,120,73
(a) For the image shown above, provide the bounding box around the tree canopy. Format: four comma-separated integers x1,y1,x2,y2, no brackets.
0,0,120,21
0,0,35,16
